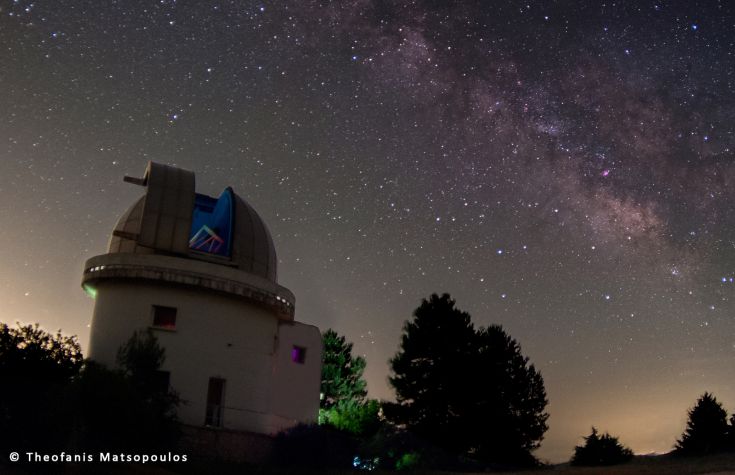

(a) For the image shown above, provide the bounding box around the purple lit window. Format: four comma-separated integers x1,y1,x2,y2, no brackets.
291,345,306,364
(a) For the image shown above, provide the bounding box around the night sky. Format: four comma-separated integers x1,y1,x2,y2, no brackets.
2,0,735,462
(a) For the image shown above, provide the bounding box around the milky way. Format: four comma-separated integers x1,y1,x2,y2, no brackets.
2,0,734,461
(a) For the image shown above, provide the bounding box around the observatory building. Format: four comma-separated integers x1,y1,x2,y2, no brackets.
82,162,321,437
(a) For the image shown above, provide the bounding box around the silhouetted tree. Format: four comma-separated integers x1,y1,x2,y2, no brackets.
0,322,82,452
471,325,549,464
676,392,729,454
116,329,174,405
570,427,633,466
117,329,165,378
72,330,179,451
389,293,476,454
320,328,367,409
388,293,548,466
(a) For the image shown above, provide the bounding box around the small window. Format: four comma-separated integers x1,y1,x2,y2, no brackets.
291,345,306,364
152,305,177,330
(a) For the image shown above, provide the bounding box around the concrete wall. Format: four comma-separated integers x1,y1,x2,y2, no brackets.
88,279,319,435
178,425,275,464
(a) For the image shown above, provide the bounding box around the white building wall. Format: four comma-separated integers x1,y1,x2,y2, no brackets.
88,280,307,434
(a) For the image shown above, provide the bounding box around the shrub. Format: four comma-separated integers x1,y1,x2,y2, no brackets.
571,427,633,466
0,322,82,452
273,423,357,469
70,331,180,451
355,425,459,471
319,399,381,436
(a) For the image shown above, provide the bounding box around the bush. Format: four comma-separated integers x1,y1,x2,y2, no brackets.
395,451,421,470
355,425,461,471
570,427,633,466
69,331,180,452
273,423,357,469
68,361,180,452
0,322,82,452
0,324,180,455
319,399,381,436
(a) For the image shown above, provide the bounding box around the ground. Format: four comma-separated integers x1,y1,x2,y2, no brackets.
4,452,735,474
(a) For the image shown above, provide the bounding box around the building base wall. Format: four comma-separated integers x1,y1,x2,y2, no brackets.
87,277,321,437
178,424,275,465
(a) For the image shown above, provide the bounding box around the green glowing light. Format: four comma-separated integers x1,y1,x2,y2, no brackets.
83,284,97,299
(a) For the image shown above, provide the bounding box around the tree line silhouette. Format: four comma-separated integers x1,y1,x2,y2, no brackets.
3,294,735,470
0,323,179,461
311,293,735,469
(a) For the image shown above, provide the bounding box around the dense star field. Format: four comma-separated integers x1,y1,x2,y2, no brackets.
2,0,734,461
